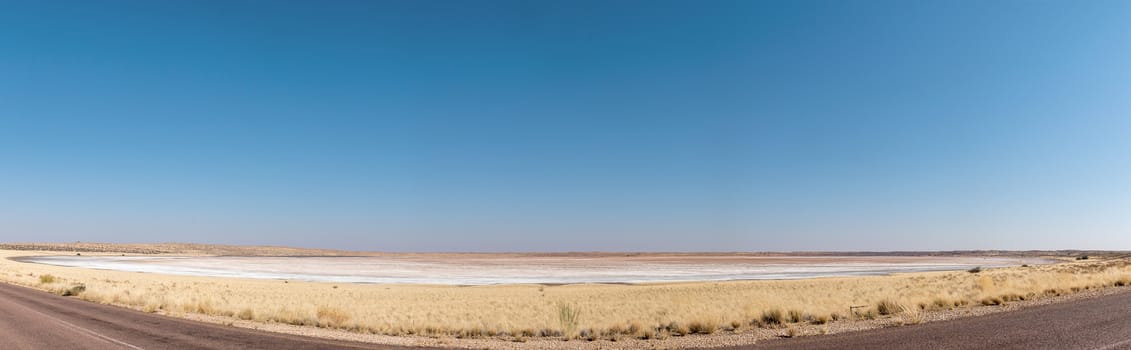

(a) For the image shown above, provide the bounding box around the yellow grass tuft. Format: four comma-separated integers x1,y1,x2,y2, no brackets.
556,302,582,340
760,309,784,326
316,306,351,328
875,299,901,315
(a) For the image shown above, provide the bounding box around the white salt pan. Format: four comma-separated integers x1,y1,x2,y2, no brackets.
18,255,1040,285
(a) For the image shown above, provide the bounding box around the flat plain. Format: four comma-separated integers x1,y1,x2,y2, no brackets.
1,243,1129,349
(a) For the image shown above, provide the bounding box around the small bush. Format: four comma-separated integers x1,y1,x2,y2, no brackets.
316,306,350,328
728,320,742,331
810,314,830,325
931,298,951,309
688,319,717,334
785,325,800,338
237,308,255,320
666,322,689,336
640,328,656,339
626,322,642,336
557,303,582,340
61,284,86,297
760,309,784,326
39,274,57,284
876,299,902,315
787,309,805,323
967,266,982,273
581,328,597,341
859,308,878,320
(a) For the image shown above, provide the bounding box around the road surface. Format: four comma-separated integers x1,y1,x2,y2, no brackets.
717,288,1131,350
0,282,421,350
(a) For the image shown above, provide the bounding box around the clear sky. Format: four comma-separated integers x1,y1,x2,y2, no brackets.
2,1,1130,252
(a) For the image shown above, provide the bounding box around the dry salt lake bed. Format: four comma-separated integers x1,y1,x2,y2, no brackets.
16,254,1044,285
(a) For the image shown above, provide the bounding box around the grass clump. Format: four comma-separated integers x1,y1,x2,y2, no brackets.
876,299,902,315
61,284,86,297
760,309,784,326
810,314,830,325
237,308,255,320
316,306,350,328
557,302,582,340
687,319,718,334
665,321,689,336
39,274,57,284
787,309,806,323
931,297,953,310
899,302,922,324
785,325,800,338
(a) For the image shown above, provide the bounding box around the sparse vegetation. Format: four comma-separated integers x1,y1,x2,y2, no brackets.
316,306,350,328
61,284,85,297
557,302,582,340
899,302,922,324
785,325,800,338
760,309,784,326
39,274,56,284
2,248,1131,343
810,314,830,325
876,299,901,315
787,309,806,323
237,308,255,320
687,319,718,334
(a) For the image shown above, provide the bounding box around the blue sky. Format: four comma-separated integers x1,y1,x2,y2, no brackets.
2,1,1130,251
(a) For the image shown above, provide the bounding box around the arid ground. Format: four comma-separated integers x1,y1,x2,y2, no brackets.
14,254,1040,285
1,243,1129,349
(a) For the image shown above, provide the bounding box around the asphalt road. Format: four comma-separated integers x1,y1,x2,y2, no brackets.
0,282,422,350
718,288,1131,350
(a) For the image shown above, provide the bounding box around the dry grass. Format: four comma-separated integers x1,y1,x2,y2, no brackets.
317,306,351,328
557,303,582,340
687,319,718,335
785,325,800,338
760,309,784,326
875,299,902,315
2,249,1130,342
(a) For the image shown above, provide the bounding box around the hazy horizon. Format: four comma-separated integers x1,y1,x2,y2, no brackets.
3,1,1130,252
